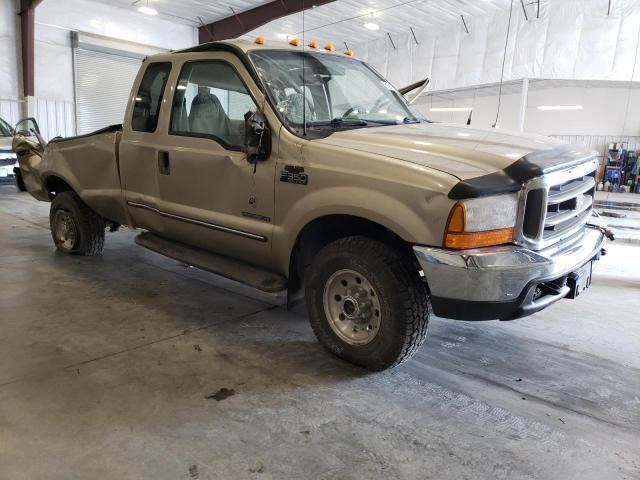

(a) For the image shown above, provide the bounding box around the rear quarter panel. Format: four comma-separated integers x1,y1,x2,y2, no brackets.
44,131,129,225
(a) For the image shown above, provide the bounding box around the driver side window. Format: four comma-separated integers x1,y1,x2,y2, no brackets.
170,61,257,150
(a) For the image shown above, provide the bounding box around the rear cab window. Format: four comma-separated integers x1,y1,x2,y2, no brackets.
131,62,172,133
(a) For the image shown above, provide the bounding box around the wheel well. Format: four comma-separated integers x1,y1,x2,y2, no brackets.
44,176,73,198
288,215,415,301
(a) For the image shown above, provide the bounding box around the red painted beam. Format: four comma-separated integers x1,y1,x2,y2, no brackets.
198,0,336,44
19,0,35,97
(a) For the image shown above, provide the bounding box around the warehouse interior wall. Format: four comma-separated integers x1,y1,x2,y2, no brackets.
417,84,640,158
355,0,640,91
351,0,640,149
419,86,640,136
0,0,197,138
0,0,22,125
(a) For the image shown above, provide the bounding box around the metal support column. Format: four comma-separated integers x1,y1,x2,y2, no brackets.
518,77,529,132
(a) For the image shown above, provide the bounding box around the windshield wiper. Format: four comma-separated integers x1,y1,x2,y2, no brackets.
307,118,369,129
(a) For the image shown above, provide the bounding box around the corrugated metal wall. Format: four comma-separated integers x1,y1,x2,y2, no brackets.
1,97,74,140
32,98,75,140
0,98,23,127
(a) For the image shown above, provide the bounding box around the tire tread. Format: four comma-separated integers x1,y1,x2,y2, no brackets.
307,236,429,370
50,191,105,256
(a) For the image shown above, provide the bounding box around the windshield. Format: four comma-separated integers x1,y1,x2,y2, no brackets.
0,118,12,137
249,50,423,134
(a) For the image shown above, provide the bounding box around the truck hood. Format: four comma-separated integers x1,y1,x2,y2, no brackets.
315,122,589,181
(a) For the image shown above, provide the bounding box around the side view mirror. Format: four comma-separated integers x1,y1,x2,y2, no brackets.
243,110,271,163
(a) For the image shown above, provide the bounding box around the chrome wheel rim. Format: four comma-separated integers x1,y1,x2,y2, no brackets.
53,210,77,251
323,269,382,346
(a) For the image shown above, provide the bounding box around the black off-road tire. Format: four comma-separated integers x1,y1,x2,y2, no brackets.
49,191,105,256
306,236,430,371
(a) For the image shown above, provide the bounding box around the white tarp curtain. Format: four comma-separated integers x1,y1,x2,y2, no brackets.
354,0,640,91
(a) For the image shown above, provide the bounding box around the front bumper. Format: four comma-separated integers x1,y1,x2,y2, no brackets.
413,228,607,321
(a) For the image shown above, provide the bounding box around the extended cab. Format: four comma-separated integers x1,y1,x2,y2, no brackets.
14,39,609,371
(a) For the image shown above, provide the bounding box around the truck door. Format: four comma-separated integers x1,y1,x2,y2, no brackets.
154,54,276,268
119,61,173,234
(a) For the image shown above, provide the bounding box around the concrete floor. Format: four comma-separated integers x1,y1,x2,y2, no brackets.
595,190,640,244
1,184,639,480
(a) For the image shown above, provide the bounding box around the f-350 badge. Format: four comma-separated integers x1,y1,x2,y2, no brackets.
280,165,308,185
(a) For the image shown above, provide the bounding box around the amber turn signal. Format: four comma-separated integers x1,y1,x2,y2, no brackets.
444,228,515,249
443,201,514,249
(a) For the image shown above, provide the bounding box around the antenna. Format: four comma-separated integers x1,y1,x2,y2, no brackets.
302,0,307,136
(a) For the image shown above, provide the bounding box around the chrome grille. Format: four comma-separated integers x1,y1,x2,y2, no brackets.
516,158,597,251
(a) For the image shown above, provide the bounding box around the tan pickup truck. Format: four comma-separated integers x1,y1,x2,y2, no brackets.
14,39,610,371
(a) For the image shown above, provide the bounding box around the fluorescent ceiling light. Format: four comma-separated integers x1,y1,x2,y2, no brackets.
536,105,583,111
138,6,158,15
364,23,380,30
430,107,473,112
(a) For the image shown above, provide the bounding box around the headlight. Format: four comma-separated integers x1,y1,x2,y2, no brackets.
443,193,518,249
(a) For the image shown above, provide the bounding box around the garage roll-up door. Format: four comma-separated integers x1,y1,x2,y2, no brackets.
74,49,142,135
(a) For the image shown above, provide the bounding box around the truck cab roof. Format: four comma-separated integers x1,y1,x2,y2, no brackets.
175,38,347,56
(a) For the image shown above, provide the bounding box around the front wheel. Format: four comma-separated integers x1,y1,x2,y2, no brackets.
50,191,105,256
306,236,430,371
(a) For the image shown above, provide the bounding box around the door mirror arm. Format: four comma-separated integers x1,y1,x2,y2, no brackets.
242,110,271,163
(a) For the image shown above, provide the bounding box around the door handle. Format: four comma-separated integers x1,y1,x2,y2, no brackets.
158,151,170,175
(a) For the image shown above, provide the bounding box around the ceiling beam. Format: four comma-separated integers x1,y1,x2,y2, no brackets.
198,0,337,44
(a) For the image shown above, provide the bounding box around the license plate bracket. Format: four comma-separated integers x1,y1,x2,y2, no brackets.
566,262,592,299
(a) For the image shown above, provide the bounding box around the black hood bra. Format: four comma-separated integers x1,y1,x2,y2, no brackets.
448,144,597,199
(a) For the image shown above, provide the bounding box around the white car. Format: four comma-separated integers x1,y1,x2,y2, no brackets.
1,117,39,190
0,118,18,182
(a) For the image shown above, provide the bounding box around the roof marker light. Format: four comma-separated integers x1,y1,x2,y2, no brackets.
308,40,319,48
289,38,301,46
343,49,354,56
254,36,265,45
324,43,336,51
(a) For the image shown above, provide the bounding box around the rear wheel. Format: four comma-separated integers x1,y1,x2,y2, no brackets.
50,191,105,256
306,236,430,371
14,170,27,192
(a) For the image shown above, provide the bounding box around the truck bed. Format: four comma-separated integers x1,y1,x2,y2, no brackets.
16,124,129,226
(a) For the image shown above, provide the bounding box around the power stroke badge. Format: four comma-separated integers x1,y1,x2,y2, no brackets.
280,165,308,185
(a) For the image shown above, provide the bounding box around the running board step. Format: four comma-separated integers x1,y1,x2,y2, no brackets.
135,232,287,293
